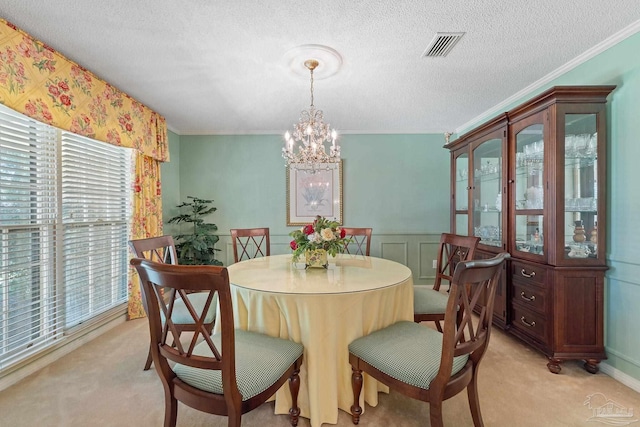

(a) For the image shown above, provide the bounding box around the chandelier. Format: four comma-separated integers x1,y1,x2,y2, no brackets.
282,59,340,170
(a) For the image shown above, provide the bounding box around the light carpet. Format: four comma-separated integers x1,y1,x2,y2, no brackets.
0,318,638,426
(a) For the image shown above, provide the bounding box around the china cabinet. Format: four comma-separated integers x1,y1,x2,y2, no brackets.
446,86,615,374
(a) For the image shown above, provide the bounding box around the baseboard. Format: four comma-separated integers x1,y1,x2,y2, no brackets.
0,308,127,392
600,362,640,393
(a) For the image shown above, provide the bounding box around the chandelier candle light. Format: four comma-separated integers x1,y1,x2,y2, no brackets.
282,59,340,170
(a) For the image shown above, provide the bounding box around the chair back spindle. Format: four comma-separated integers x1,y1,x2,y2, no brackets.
414,233,480,329
132,260,235,382
440,254,507,374
129,235,217,371
341,227,372,256
230,228,271,263
433,233,480,292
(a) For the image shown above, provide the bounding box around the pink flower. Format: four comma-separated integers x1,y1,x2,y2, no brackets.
42,108,53,122
303,224,314,235
24,101,37,116
59,94,71,106
290,240,298,250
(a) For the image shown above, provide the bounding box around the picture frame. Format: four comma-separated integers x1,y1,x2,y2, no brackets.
286,161,343,226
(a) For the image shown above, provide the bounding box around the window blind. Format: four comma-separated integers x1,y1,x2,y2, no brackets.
0,107,58,368
61,132,132,328
0,103,133,370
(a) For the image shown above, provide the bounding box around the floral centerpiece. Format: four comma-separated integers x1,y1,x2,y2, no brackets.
289,215,349,266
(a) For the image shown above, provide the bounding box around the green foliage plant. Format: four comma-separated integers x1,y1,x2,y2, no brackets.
167,196,223,266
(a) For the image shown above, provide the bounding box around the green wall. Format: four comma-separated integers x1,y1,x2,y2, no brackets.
161,30,640,383
173,133,449,235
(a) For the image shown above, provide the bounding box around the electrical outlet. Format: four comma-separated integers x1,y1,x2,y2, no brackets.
432,259,437,269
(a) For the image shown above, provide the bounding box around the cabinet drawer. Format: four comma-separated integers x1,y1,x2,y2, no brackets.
511,260,546,286
511,305,548,345
512,281,547,314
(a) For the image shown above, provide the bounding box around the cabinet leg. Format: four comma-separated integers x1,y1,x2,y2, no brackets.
584,359,600,374
547,358,562,374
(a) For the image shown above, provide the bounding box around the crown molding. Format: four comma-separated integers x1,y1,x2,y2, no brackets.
455,19,640,134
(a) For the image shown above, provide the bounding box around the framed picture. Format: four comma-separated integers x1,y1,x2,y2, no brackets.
286,161,343,226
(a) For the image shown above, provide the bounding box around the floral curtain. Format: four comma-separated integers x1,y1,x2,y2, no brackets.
0,19,168,319
128,153,164,319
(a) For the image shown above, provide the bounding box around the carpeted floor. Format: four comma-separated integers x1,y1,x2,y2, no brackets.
0,318,638,426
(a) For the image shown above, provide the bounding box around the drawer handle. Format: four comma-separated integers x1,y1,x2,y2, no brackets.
520,291,536,302
520,316,536,327
521,269,536,278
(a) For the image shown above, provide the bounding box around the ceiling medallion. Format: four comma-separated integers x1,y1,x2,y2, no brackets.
283,44,343,80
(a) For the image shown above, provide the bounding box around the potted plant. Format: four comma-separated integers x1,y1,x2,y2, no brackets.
167,196,223,265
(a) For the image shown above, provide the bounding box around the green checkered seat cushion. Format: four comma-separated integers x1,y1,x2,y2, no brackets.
414,287,449,315
161,292,217,324
348,321,469,389
173,330,303,400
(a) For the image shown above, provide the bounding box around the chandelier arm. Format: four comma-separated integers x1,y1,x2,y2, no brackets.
310,68,314,108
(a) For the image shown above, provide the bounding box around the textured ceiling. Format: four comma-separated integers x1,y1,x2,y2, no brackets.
1,1,640,135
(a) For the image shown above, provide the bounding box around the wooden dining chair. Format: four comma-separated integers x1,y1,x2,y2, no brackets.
349,252,509,427
230,227,270,263
414,233,480,331
341,227,372,256
129,235,217,371
130,259,304,427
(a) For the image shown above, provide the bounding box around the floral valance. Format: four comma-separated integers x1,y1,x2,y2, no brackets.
0,19,168,161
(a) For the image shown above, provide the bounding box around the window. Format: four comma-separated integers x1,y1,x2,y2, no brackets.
0,104,132,370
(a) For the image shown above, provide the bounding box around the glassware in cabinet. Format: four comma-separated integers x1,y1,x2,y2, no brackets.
513,122,545,257
563,113,598,260
472,137,503,248
454,152,469,236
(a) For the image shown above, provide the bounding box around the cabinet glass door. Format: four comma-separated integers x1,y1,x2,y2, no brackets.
564,114,598,259
454,153,469,235
514,123,544,255
472,138,502,247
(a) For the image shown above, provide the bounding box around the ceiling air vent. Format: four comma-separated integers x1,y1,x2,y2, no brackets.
422,32,465,58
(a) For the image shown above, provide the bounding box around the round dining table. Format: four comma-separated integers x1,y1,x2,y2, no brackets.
223,253,414,427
